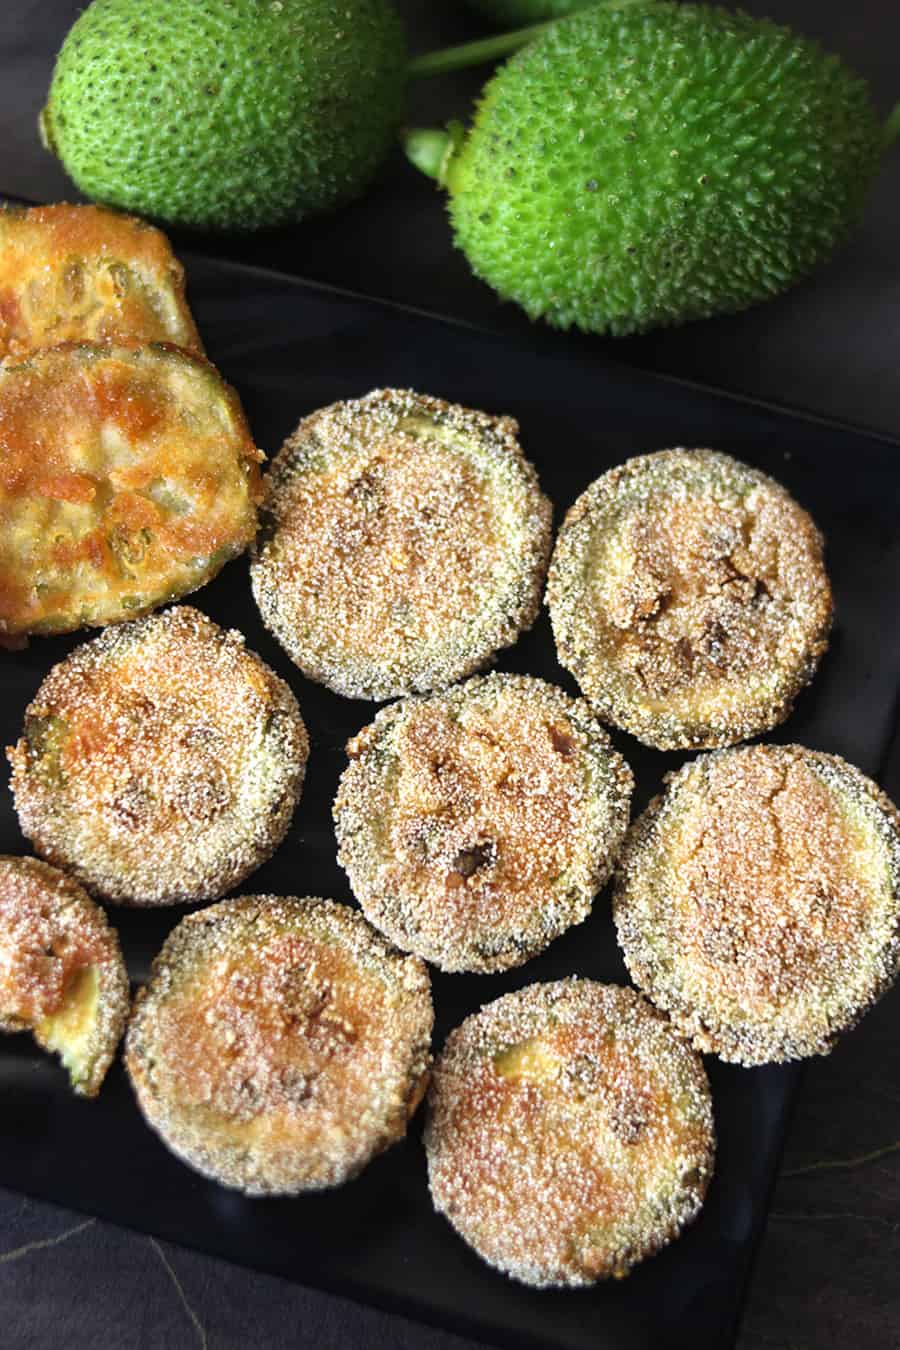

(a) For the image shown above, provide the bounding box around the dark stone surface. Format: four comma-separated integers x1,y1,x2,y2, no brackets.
1,3,899,1348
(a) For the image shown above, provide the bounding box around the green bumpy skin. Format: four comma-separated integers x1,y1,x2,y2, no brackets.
442,3,883,335
463,0,597,25
41,0,407,232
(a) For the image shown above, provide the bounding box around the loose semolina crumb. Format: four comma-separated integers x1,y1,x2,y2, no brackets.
426,979,714,1287
126,896,433,1194
335,673,633,972
614,743,900,1064
547,448,832,750
251,389,552,700
8,606,308,906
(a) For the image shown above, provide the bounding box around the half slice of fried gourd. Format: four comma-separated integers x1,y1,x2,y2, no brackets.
126,897,434,1194
0,203,202,362
0,855,129,1096
251,389,552,700
0,341,263,639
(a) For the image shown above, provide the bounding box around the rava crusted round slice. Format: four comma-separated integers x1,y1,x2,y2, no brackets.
8,606,308,907
426,979,714,1287
0,203,202,363
250,389,552,700
0,855,129,1096
334,673,633,973
614,744,900,1065
546,448,832,751
0,341,262,640
126,896,434,1195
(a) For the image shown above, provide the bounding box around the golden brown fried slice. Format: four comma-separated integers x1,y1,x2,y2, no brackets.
546,449,832,750
614,744,900,1065
251,389,552,700
126,896,433,1194
0,203,201,362
0,855,129,1096
426,979,714,1287
335,673,633,973
9,607,309,907
0,341,262,640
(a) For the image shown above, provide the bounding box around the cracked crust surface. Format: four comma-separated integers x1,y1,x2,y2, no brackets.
0,203,202,363
426,979,714,1287
0,855,129,1096
250,389,552,700
546,448,832,750
9,607,308,906
0,341,262,639
126,896,433,1195
614,744,900,1064
334,673,633,973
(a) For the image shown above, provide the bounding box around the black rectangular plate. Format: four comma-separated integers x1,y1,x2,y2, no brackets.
3,253,900,1350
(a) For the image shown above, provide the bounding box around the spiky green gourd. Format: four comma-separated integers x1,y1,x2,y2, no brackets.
41,0,407,232
463,0,598,26
410,3,888,335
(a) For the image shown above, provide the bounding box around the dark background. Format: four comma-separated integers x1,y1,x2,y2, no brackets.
1,2,899,1348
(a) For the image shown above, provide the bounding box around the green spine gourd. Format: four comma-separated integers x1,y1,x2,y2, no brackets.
41,0,407,232
413,4,886,335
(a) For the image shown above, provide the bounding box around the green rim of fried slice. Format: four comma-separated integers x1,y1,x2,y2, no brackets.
0,341,262,639
0,203,202,363
126,896,433,1195
334,673,633,973
9,606,309,907
546,448,833,751
425,979,714,1288
250,388,553,700
614,744,900,1065
0,855,129,1097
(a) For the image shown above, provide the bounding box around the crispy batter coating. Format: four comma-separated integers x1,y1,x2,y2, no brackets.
126,896,433,1194
0,341,262,639
0,855,129,1096
0,204,202,363
8,607,308,906
614,744,900,1065
250,389,552,700
426,979,714,1287
546,449,832,750
334,673,633,973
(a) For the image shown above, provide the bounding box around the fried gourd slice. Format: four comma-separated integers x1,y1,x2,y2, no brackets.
250,389,552,700
614,744,900,1065
0,341,262,640
126,896,434,1194
8,606,308,906
334,673,633,973
426,979,714,1287
0,203,202,363
546,448,832,750
0,855,129,1096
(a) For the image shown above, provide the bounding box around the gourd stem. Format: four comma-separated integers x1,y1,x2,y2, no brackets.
884,101,900,149
406,23,552,78
406,0,651,78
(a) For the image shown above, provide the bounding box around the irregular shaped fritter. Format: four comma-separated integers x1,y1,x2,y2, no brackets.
0,855,129,1096
546,449,832,750
426,979,714,1287
334,673,633,973
126,896,433,1194
0,203,202,363
8,607,308,906
614,744,900,1065
0,341,262,640
250,389,552,700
